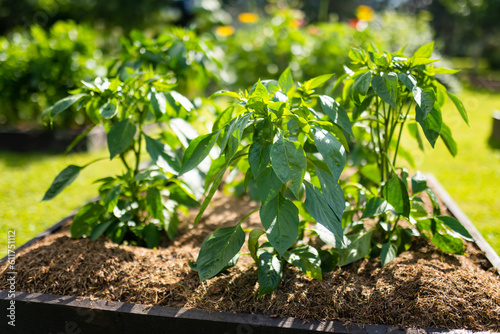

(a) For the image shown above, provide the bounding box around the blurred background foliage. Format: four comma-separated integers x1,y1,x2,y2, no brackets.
0,0,498,255
1,0,499,127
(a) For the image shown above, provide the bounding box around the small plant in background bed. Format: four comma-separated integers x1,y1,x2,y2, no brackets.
0,21,105,127
112,27,221,99
185,68,353,295
338,42,473,265
42,70,200,248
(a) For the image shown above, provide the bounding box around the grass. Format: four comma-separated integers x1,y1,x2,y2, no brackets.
0,149,124,257
401,87,500,255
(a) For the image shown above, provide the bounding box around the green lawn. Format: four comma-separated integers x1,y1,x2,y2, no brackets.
0,149,124,257
401,88,500,255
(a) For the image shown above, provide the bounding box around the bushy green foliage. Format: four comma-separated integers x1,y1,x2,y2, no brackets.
0,21,105,127
188,69,349,293
338,42,471,264
42,69,200,248
112,28,222,98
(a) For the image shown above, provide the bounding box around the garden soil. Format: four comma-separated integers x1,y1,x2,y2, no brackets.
1,194,499,331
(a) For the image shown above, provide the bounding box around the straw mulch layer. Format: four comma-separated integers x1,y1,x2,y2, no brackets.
1,194,499,331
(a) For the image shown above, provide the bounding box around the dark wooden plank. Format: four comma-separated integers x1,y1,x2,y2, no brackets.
0,291,490,334
0,291,396,334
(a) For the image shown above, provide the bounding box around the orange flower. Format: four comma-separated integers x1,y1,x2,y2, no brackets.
215,25,235,37
356,5,374,22
348,18,359,29
306,25,321,35
238,12,259,23
290,19,306,28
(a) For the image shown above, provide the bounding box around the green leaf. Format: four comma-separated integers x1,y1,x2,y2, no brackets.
42,165,83,201
413,41,434,58
107,119,137,160
90,220,113,241
383,175,410,218
380,242,398,266
146,188,163,219
144,135,180,172
304,181,344,242
315,167,345,222
447,92,469,126
99,101,118,119
349,48,366,63
103,184,122,212
318,249,338,273
426,188,441,215
416,104,442,148
220,113,251,158
413,88,435,118
249,141,272,179
270,135,306,198
411,171,427,194
361,197,392,219
143,224,161,249
194,167,225,226
255,167,283,206
210,90,240,99
168,183,199,208
439,122,458,157
408,122,425,151
149,88,167,118
283,245,322,280
319,95,353,139
411,58,440,66
70,202,105,238
46,94,87,121
180,130,220,175
336,231,373,266
164,205,180,240
249,229,265,263
351,71,372,104
258,252,283,296
278,67,294,94
398,73,417,91
196,224,245,281
212,106,235,132
372,72,398,109
437,216,473,241
106,221,127,244
431,233,464,255
411,199,428,219
312,127,346,180
259,193,299,256
169,91,194,111
304,74,333,90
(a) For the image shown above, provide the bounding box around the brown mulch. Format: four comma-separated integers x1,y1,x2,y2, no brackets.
1,195,500,331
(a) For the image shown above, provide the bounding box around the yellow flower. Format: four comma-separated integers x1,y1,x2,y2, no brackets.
356,5,375,22
215,25,235,37
238,12,259,23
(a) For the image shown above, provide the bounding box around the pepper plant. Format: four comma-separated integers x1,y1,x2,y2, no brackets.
337,42,473,265
42,70,199,248
183,69,352,295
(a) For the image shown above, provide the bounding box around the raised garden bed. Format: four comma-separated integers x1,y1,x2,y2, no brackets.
0,126,106,153
0,175,499,334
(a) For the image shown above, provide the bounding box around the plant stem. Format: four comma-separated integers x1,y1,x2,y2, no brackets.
375,98,384,182
134,131,142,176
120,153,131,171
392,102,413,167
